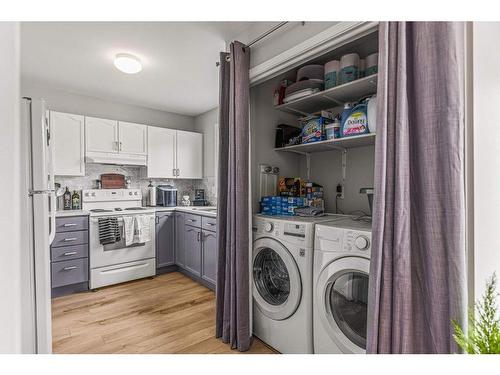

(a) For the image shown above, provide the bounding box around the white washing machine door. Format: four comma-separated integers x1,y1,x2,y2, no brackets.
316,256,370,353
252,237,302,321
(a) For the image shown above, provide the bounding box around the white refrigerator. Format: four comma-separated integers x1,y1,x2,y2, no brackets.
21,97,55,353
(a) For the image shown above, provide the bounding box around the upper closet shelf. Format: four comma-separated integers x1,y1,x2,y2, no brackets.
274,74,378,116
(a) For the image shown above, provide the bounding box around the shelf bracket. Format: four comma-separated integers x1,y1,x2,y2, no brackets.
306,152,311,181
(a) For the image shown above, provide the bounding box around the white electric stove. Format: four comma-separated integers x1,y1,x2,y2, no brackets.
82,189,156,289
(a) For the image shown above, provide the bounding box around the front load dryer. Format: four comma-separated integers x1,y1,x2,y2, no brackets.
313,217,372,354
252,214,344,353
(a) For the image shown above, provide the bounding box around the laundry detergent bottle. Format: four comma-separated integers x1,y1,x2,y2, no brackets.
341,101,369,137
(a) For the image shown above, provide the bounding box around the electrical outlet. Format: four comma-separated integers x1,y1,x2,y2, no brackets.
336,183,344,199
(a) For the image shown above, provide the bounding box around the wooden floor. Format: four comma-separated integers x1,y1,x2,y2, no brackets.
52,272,276,354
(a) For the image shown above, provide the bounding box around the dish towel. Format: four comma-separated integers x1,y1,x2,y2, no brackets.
97,217,121,245
123,216,134,246
134,215,151,243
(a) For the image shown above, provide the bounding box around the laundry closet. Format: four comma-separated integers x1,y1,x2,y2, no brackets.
250,29,378,215
249,24,379,354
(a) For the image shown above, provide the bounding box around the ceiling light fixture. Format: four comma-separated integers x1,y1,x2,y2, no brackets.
114,53,142,74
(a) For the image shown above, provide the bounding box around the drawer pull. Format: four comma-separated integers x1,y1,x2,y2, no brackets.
186,228,196,232
63,251,78,256
63,266,77,271
63,223,77,227
207,222,216,226
64,237,78,242
188,219,197,222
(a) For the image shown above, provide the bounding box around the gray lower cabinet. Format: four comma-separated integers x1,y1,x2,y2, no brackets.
201,230,217,285
175,212,185,268
51,215,89,297
156,212,175,269
184,225,202,276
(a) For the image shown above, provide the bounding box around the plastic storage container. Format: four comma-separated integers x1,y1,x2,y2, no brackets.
339,53,360,84
324,60,340,89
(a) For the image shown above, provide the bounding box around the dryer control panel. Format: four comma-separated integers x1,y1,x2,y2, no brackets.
316,224,371,254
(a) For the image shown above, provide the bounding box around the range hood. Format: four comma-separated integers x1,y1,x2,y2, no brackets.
85,151,146,166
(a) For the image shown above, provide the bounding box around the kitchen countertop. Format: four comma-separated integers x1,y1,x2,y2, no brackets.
154,206,218,218
56,207,217,218
56,209,90,217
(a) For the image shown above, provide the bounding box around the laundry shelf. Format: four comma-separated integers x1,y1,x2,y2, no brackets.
274,74,378,116
274,133,376,154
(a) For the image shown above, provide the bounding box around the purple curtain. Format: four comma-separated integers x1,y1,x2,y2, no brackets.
215,41,251,352
366,22,467,353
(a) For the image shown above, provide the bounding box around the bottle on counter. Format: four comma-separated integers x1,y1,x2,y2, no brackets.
63,187,71,210
71,190,80,210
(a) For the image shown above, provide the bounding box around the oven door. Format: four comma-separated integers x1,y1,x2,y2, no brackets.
89,214,156,269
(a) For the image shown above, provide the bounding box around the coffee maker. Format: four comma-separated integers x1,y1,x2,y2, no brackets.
192,189,208,206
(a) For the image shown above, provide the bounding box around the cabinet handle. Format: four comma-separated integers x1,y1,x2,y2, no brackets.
177,169,180,176
207,222,216,226
186,228,195,232
63,251,77,256
197,231,201,242
119,141,122,151
63,266,77,271
155,216,159,224
173,168,176,177
64,237,78,242
63,223,77,227
188,219,197,222
115,141,119,151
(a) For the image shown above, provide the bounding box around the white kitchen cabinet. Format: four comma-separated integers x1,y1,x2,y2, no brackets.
176,130,203,179
146,128,202,179
85,117,147,165
118,121,147,155
85,116,118,154
147,126,176,178
51,111,85,176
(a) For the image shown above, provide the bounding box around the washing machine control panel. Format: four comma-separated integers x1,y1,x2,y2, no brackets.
344,230,371,252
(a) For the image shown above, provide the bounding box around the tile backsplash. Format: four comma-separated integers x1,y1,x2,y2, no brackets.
55,163,217,206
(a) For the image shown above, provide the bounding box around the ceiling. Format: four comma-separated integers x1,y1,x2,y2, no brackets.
21,22,258,116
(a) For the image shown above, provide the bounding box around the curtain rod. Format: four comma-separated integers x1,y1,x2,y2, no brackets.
216,21,290,67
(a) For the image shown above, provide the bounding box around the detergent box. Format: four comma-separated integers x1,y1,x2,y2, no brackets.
300,111,334,144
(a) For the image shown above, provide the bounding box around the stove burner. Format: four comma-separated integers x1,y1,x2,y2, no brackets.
115,208,123,211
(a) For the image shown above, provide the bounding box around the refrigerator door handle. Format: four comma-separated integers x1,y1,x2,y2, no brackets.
48,191,56,245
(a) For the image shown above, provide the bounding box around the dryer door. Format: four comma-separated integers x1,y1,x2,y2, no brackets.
252,237,302,321
316,256,370,353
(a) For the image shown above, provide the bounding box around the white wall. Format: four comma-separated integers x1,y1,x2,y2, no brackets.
21,81,195,131
233,22,337,69
303,146,375,214
250,73,303,213
0,22,23,353
472,22,500,299
194,107,218,177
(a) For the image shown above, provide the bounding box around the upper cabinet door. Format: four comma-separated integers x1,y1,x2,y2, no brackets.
51,111,85,176
176,130,203,179
85,117,118,154
147,126,176,178
118,121,147,155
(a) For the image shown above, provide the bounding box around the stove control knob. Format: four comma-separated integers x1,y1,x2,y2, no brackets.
91,192,96,197
264,222,274,233
134,192,138,195
354,235,370,250
129,192,132,195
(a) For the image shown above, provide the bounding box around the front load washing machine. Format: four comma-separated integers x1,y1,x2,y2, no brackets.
252,214,345,353
313,217,372,354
